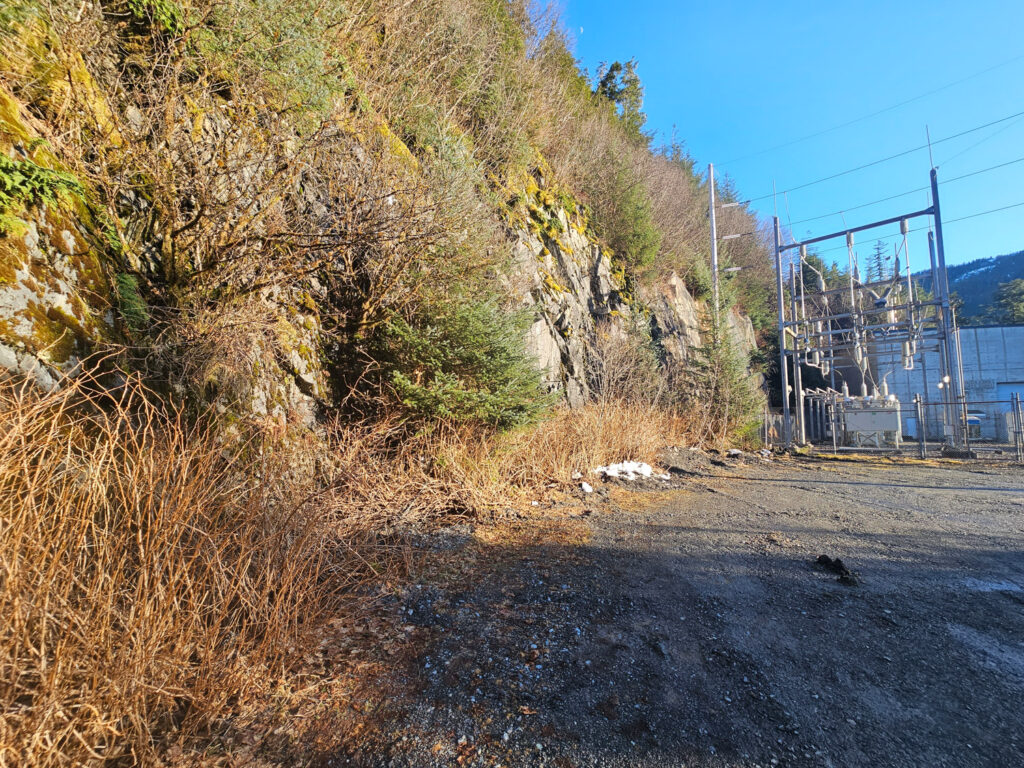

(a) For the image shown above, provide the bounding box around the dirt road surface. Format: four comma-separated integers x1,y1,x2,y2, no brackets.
336,456,1024,767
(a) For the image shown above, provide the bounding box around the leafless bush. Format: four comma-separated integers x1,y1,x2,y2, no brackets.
587,322,667,407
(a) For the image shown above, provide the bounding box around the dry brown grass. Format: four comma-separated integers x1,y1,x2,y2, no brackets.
0,369,693,766
0,373,349,766
317,399,695,526
434,401,695,506
244,399,694,534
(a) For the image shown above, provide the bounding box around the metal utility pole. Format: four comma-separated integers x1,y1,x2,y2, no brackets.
928,231,953,436
1014,392,1024,463
774,217,792,448
930,168,966,448
789,263,806,445
708,163,720,337
915,394,927,459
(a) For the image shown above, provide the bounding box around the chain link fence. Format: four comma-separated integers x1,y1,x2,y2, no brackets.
767,395,1024,461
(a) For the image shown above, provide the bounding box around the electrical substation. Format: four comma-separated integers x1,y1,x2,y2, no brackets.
770,168,1024,459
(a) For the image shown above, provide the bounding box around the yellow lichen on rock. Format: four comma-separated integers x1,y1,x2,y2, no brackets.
0,84,115,380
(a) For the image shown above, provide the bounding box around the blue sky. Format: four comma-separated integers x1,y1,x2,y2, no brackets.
561,0,1024,270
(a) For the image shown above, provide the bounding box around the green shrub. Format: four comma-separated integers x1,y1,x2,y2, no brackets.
0,0,38,32
613,173,661,270
586,159,661,277
114,272,149,333
684,259,713,300
381,298,548,429
126,0,184,36
681,285,765,445
194,0,349,118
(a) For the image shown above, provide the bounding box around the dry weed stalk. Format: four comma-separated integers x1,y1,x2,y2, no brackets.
0,373,339,766
0,370,694,766
426,401,696,509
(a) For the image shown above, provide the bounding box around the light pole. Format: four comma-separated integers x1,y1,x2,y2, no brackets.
708,163,720,339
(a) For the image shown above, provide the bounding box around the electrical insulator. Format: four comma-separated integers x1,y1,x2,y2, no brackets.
902,340,914,370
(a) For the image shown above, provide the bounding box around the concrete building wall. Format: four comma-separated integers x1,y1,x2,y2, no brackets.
880,326,1024,440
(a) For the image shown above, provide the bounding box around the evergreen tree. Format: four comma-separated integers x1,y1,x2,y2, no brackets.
992,279,1024,324
595,59,647,143
869,240,887,282
684,292,765,446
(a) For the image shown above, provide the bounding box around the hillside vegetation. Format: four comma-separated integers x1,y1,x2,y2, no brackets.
913,250,1024,324
0,1,773,764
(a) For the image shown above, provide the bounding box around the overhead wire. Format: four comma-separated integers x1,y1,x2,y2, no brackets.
717,51,1024,167
939,114,1024,167
787,186,929,228
724,108,1024,206
946,199,1024,224
785,155,1024,228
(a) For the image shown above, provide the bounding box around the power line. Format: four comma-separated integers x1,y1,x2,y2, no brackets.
788,186,928,228
947,200,1024,224
806,199,1024,257
786,155,1024,228
945,155,1024,184
732,108,1024,206
718,51,1024,167
939,114,1024,167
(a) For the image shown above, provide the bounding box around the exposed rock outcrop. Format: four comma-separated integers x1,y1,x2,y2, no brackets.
512,196,634,406
649,271,703,371
510,181,758,406
0,148,116,390
0,47,758,419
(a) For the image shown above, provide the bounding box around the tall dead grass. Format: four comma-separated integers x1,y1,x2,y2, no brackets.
427,401,695,509
0,374,342,766
0,369,691,766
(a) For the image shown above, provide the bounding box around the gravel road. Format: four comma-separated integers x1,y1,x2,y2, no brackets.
334,455,1024,768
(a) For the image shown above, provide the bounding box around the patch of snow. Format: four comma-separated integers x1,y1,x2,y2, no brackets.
953,261,997,283
581,482,594,494
593,461,655,481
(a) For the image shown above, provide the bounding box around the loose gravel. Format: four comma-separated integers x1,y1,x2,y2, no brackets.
328,453,1024,768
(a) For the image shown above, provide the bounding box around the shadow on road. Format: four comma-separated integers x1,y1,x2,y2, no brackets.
323,508,1024,768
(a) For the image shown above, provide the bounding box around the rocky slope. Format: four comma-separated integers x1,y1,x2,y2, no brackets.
0,14,757,422
0,143,756,418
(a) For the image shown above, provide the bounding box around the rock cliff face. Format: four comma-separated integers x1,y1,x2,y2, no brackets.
511,193,632,407
0,79,756,419
0,88,115,390
0,168,758,419
649,271,704,373
0,67,329,426
510,180,758,406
